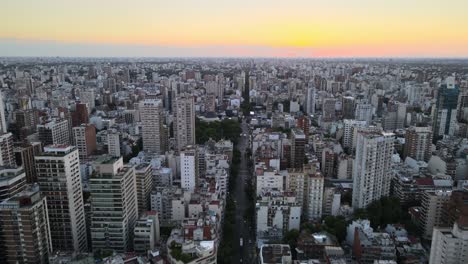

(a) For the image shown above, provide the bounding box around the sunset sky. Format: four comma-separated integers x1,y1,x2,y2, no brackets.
2,0,468,57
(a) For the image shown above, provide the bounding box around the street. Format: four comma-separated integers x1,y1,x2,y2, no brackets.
231,120,256,264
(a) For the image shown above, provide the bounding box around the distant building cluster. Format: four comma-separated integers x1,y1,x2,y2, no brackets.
0,58,467,263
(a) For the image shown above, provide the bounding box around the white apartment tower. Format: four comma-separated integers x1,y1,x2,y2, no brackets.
35,145,88,252
352,130,394,209
307,172,324,220
107,129,121,157
90,155,138,252
140,99,165,154
343,119,367,150
429,221,468,264
174,94,196,151
180,146,198,193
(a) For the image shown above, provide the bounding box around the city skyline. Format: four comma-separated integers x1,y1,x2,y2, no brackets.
2,0,468,57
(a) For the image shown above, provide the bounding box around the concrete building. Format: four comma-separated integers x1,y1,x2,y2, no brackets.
72,124,96,159
352,130,394,209
355,103,373,124
259,244,292,264
433,77,460,140
0,185,52,264
180,146,198,193
0,90,7,133
306,82,316,115
140,99,165,154
290,128,306,169
0,166,26,203
429,221,468,264
307,172,324,220
37,119,71,146
90,155,138,252
342,119,367,150
14,141,42,183
107,129,121,157
173,93,196,151
419,190,452,239
0,132,15,167
135,163,152,214
404,126,432,162
35,145,88,252
322,98,336,122
134,211,160,254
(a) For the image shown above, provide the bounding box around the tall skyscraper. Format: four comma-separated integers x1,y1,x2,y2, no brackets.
0,90,7,133
306,81,316,115
433,77,460,141
403,126,432,161
0,185,52,264
0,133,16,167
90,155,138,252
173,93,196,151
139,99,165,154
290,128,306,169
35,145,88,252
180,146,198,192
37,119,71,146
72,124,96,159
352,130,394,209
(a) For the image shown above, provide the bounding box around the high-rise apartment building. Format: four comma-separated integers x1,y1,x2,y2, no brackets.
307,172,324,220
0,90,7,133
354,103,373,124
35,145,88,252
72,124,96,159
0,132,16,167
0,167,27,203
135,163,152,214
403,126,432,161
14,141,42,183
342,96,355,119
433,77,460,141
37,119,71,146
140,99,165,154
342,119,367,150
133,211,160,254
322,98,336,122
352,130,394,209
290,128,306,169
173,93,196,151
429,221,468,264
107,129,121,157
90,156,138,252
180,146,198,192
306,81,316,115
0,185,52,264
71,102,89,127
419,190,452,239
